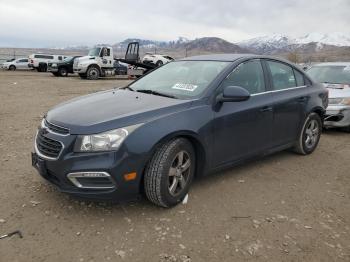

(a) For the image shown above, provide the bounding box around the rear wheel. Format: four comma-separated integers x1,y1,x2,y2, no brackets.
9,65,16,71
293,113,322,155
86,66,100,80
156,60,163,67
59,67,68,77
144,138,195,207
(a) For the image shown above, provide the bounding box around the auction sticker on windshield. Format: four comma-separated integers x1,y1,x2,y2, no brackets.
172,83,198,92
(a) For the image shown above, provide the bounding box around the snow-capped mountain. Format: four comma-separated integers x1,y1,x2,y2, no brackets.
238,34,293,53
237,32,350,54
295,32,350,47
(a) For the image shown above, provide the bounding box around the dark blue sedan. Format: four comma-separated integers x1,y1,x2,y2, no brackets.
32,54,328,207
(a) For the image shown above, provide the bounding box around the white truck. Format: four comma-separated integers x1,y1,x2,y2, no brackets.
28,54,67,72
73,46,116,79
74,43,158,80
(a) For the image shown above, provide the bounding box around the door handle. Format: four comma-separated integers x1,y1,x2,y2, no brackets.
260,106,273,112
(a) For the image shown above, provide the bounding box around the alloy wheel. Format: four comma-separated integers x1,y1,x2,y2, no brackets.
168,150,191,196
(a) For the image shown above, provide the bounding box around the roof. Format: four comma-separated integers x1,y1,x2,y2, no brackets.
311,62,350,67
180,53,255,62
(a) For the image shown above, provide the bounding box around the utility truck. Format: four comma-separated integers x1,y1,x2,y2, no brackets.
73,42,157,80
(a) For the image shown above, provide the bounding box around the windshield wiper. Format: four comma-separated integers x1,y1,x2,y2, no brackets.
122,86,135,91
136,89,177,99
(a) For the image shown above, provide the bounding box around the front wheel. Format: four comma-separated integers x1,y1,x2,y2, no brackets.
144,138,195,207
86,66,100,80
293,113,322,155
9,65,16,71
59,67,68,77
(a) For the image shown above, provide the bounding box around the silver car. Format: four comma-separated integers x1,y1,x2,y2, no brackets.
307,62,350,132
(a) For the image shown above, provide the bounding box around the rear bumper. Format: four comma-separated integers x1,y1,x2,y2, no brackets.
324,105,350,128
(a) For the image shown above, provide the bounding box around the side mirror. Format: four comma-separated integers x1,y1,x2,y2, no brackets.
216,86,250,103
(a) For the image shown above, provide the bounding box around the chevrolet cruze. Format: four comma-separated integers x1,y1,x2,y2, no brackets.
32,54,328,207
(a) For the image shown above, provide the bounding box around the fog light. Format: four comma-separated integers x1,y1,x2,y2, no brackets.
67,172,115,189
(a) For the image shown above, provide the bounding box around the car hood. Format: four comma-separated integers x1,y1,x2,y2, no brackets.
75,56,96,63
46,89,193,134
324,83,350,98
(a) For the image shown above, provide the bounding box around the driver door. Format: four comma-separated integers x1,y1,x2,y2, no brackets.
212,59,274,166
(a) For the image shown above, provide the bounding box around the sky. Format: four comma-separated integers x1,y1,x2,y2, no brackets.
0,0,349,48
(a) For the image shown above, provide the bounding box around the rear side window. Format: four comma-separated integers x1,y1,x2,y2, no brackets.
19,59,28,62
221,60,266,94
294,69,305,86
34,55,54,59
267,60,296,90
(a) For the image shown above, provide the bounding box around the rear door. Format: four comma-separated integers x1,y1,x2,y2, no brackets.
17,59,28,69
213,59,274,166
264,60,308,147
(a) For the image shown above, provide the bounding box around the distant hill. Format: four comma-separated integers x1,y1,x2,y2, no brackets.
180,37,250,53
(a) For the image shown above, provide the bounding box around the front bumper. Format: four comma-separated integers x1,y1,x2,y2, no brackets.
31,129,145,201
324,105,350,128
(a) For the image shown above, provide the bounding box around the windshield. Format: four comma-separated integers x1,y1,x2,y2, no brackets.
129,61,230,99
88,47,101,57
63,56,73,62
307,65,350,84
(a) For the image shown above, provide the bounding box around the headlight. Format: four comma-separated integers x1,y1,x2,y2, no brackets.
329,97,350,105
74,124,142,152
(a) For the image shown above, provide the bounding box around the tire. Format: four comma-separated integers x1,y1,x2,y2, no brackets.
9,65,16,71
52,72,59,77
156,60,163,67
79,73,87,79
342,125,350,133
58,67,68,77
86,66,100,80
36,68,41,72
144,138,195,208
293,112,322,155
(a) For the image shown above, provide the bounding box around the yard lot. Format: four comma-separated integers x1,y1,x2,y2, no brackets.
0,71,349,262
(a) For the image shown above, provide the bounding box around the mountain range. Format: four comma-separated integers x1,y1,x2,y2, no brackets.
58,32,350,62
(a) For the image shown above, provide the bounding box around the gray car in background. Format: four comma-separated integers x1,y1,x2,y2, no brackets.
307,63,350,131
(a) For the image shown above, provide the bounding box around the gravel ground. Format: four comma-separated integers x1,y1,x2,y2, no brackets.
0,71,349,262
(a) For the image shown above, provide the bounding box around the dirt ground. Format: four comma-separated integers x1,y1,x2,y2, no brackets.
0,70,349,262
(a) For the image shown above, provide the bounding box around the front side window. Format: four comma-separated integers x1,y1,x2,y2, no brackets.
129,61,230,99
267,60,296,90
221,60,266,94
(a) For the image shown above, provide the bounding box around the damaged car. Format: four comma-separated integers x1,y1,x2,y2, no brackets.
307,62,350,132
32,54,328,207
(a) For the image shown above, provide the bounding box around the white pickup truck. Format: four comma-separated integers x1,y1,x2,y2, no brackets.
28,54,67,72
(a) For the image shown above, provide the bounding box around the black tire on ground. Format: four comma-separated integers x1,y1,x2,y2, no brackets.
293,112,322,155
342,125,350,133
36,68,41,72
51,72,59,77
86,66,100,80
38,63,47,72
59,67,68,77
9,65,16,71
156,60,163,67
144,138,195,208
79,73,87,79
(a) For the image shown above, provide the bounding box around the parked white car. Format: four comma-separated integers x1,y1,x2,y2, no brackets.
1,58,30,71
28,54,67,72
141,53,174,66
307,62,350,132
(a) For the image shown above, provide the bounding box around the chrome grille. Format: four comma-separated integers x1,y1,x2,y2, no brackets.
36,130,63,159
